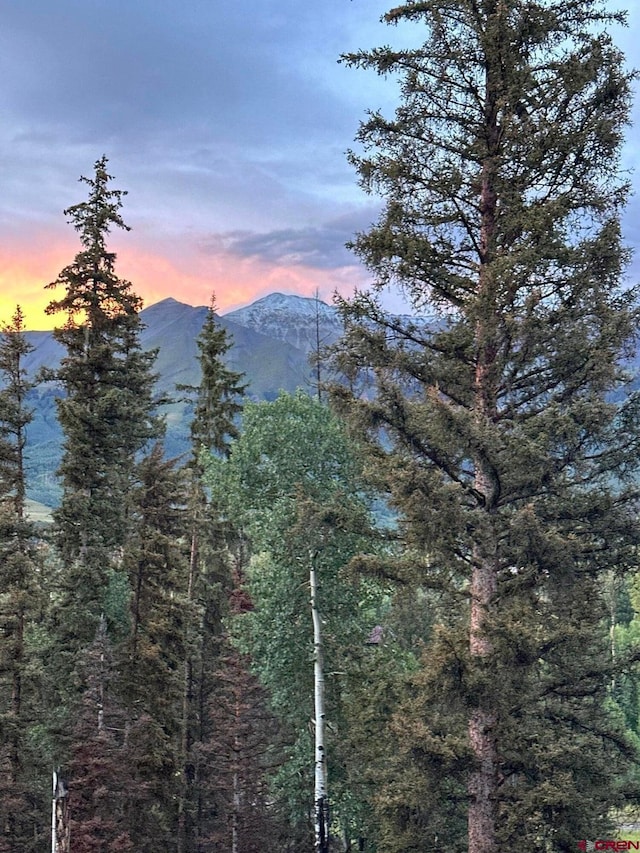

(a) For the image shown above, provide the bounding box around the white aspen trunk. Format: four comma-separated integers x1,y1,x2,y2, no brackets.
51,770,70,853
310,551,329,853
608,572,619,691
98,647,105,734
51,771,56,853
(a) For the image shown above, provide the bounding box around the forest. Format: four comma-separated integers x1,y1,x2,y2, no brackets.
4,0,640,851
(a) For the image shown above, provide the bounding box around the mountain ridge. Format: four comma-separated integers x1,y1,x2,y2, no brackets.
224,292,342,354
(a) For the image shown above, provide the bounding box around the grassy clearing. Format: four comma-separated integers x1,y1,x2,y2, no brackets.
25,499,52,524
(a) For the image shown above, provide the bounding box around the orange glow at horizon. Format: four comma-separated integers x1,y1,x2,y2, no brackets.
1,236,363,331
0,238,75,330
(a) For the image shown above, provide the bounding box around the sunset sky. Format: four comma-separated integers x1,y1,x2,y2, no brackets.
2,1,640,330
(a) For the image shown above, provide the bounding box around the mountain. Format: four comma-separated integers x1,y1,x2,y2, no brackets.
225,292,343,354
137,297,313,399
21,293,331,506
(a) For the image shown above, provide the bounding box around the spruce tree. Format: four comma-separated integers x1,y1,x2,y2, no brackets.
201,574,288,853
0,307,32,515
179,298,246,469
119,444,188,852
332,2,640,850
66,619,133,853
176,298,246,853
45,156,161,651
0,307,46,851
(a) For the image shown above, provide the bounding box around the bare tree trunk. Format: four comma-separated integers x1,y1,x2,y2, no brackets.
51,770,70,853
310,551,329,853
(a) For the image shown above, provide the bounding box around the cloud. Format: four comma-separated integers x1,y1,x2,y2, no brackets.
0,0,400,328
0,0,393,148
198,209,379,270
114,236,370,313
0,0,398,231
208,227,354,269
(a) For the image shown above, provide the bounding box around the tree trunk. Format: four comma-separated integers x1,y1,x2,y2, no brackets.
310,551,329,853
468,19,501,846
51,770,70,853
232,701,240,853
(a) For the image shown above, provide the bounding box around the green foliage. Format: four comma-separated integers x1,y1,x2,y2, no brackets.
102,569,132,641
120,445,187,724
0,307,33,506
611,575,640,747
43,159,164,787
28,161,206,849
208,391,387,842
46,156,162,568
212,389,365,531
0,306,48,850
331,0,640,848
175,295,247,853
2,4,638,840
202,638,290,852
67,620,134,853
118,444,189,851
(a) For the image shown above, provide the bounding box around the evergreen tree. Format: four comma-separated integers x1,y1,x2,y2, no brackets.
45,156,161,649
0,307,47,851
200,572,289,853
179,297,246,469
42,160,164,844
332,1,640,850
0,307,32,514
119,444,188,853
66,619,133,853
176,298,246,853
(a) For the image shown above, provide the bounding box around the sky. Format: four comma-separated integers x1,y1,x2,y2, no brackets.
1,0,640,330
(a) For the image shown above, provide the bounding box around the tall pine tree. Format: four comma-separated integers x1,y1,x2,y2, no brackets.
66,618,133,853
179,298,246,469
200,573,288,853
332,1,640,850
0,307,46,851
45,156,161,656
176,298,246,853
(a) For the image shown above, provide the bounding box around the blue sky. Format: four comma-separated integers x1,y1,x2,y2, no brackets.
1,0,639,326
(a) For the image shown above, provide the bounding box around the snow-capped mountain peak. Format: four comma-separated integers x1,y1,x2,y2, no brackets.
223,292,341,354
